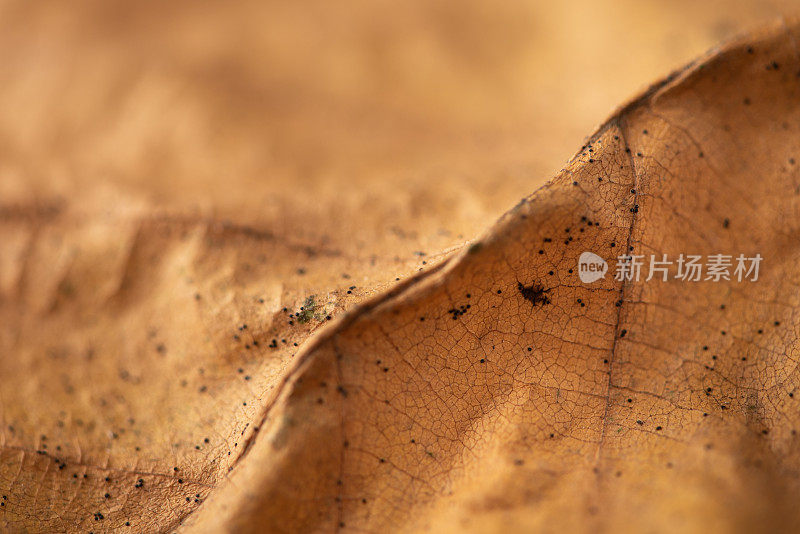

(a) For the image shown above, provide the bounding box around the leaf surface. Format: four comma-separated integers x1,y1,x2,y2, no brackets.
1,4,800,533
184,18,800,533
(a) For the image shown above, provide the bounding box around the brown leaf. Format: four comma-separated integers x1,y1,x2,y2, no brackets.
183,18,800,534
1,4,800,533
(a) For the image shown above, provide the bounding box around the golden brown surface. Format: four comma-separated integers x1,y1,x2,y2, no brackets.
1,1,800,532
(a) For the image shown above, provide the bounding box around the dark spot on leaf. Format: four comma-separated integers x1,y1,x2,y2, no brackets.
517,282,551,306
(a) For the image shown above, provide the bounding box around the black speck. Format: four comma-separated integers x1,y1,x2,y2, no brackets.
517,282,551,306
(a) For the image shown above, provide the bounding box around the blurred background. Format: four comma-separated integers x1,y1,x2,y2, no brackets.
0,0,797,278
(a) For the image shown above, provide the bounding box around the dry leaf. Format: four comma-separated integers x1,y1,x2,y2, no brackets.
183,18,800,533
2,4,800,534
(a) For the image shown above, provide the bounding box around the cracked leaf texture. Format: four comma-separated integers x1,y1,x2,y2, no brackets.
2,2,800,533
